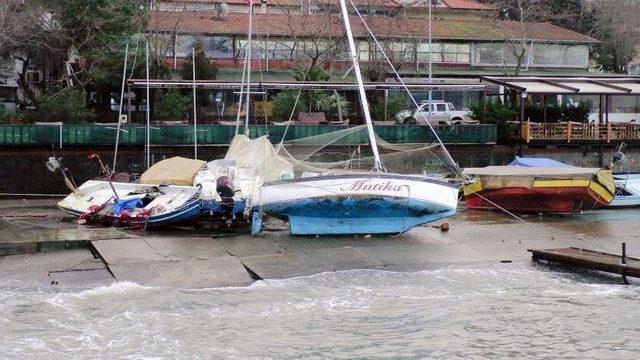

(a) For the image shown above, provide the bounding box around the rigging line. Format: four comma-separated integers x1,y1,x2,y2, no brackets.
348,0,461,176
235,15,251,136
471,191,605,253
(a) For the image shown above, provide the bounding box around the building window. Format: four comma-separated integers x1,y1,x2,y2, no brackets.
472,43,526,66
417,42,470,63
235,39,267,59
532,44,589,68
176,35,233,58
473,43,589,68
268,40,296,60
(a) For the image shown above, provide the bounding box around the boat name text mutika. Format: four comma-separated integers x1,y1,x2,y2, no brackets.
340,180,405,192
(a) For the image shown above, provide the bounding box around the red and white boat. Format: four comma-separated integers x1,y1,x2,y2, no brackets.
463,166,615,213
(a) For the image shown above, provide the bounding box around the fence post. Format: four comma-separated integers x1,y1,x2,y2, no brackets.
607,122,612,143
567,122,572,143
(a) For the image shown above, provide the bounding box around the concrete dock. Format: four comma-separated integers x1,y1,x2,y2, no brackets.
1,199,639,288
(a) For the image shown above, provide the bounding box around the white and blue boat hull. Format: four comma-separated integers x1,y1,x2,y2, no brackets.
58,180,202,227
610,173,640,208
252,173,459,235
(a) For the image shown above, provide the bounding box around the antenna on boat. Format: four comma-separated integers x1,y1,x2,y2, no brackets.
113,43,129,172
338,0,382,171
192,46,198,159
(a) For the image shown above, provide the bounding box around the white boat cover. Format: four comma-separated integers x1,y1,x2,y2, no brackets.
139,156,207,185
463,166,614,192
225,135,294,182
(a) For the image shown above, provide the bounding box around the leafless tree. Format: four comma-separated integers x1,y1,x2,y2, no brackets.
483,0,580,76
0,0,64,105
588,0,640,73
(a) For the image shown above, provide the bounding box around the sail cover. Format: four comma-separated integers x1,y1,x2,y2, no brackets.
140,157,207,185
507,157,574,168
225,135,294,182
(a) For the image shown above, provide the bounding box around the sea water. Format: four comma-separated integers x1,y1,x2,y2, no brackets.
0,263,639,359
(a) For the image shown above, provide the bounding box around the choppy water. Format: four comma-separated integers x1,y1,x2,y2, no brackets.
1,264,639,359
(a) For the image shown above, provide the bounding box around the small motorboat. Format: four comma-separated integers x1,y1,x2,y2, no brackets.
610,172,640,208
58,180,201,228
59,156,206,228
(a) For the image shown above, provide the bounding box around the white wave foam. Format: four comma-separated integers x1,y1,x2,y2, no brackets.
70,281,155,298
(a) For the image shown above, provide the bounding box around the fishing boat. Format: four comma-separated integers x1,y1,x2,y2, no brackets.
610,172,640,207
250,0,460,235
463,166,615,213
58,157,205,228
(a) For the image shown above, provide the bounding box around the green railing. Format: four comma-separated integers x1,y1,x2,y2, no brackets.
0,124,496,146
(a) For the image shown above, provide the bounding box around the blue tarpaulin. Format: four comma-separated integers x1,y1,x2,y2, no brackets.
113,197,143,215
507,157,574,168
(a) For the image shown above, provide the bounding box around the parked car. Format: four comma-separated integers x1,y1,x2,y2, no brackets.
395,100,475,125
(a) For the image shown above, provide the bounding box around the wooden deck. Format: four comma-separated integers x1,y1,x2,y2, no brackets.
520,121,640,143
528,246,640,281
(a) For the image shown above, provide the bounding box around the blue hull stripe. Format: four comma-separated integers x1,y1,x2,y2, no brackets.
256,196,456,235
59,200,202,227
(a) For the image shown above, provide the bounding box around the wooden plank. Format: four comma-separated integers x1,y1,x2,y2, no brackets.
528,247,640,278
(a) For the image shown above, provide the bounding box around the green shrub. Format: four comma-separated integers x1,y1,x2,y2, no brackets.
469,99,517,143
271,90,307,121
559,101,591,123
155,89,190,121
523,101,591,123
372,93,409,121
23,87,93,123
0,104,6,124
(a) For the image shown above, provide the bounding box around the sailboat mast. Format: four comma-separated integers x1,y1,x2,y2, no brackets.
338,0,382,171
113,43,129,172
192,47,198,159
145,41,151,170
243,0,254,136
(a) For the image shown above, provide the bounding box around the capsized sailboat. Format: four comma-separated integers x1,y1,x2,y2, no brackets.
58,157,204,227
253,173,458,235
250,0,460,235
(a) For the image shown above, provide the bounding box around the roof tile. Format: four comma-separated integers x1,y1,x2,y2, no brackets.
150,11,598,43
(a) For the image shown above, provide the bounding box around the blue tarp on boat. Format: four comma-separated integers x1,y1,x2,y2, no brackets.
113,197,143,215
507,156,574,168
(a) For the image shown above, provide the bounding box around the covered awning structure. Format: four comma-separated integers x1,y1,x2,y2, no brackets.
127,79,485,91
480,76,640,124
480,76,640,151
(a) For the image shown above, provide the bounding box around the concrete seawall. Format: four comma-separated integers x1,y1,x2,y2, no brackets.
2,143,639,194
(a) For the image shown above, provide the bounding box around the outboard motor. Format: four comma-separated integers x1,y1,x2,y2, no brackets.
216,176,235,217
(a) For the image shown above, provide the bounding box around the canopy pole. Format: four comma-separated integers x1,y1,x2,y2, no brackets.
338,0,381,170
113,43,129,172
192,47,198,159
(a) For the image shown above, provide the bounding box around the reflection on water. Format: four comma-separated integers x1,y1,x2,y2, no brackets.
1,264,639,359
